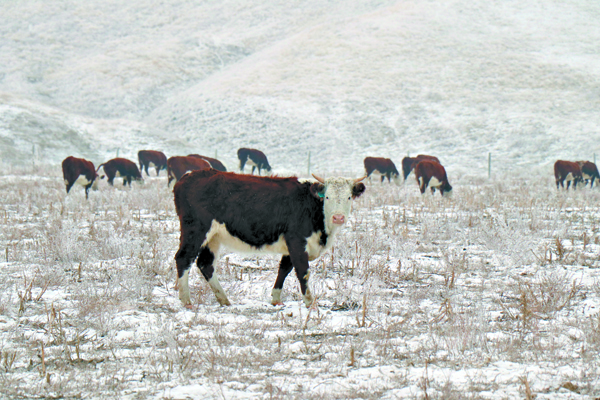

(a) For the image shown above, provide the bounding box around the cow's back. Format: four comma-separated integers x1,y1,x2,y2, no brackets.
174,170,323,245
415,160,446,180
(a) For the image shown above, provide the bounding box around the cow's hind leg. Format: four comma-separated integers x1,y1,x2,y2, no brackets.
196,244,231,306
175,228,203,308
271,256,293,306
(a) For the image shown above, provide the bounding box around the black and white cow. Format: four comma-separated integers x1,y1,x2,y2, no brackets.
138,150,168,177
62,156,98,199
188,154,227,172
97,158,144,187
238,148,272,175
554,160,583,190
173,170,366,308
414,160,453,196
364,157,401,184
577,161,600,188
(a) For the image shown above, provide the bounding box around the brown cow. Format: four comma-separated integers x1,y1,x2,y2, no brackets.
138,150,167,177
364,157,401,184
97,158,144,187
167,156,212,187
188,154,227,172
576,161,600,188
554,160,583,190
402,154,440,181
414,160,452,196
62,156,98,199
238,148,272,175
173,170,366,308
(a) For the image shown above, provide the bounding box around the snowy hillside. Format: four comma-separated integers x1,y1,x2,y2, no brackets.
1,0,600,175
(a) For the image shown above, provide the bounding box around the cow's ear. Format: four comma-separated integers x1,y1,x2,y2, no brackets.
310,183,325,201
352,182,366,199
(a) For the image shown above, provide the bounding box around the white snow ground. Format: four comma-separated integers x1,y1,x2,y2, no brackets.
2,0,600,398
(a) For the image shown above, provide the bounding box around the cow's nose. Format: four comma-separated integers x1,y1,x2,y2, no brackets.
332,214,345,225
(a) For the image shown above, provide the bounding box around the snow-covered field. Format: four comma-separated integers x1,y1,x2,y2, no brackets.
1,168,600,399
2,0,600,398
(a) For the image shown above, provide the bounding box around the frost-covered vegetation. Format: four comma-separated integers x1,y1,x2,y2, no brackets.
1,167,599,399
2,0,600,397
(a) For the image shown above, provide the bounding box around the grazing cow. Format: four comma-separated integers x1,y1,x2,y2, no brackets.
238,148,272,175
97,158,144,187
554,160,583,190
167,156,212,187
173,170,366,308
62,156,98,199
138,150,167,177
402,154,440,181
364,157,401,184
576,161,600,188
414,160,452,196
188,154,227,172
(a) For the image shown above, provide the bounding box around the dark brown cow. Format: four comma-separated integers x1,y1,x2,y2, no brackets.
138,150,167,177
402,154,440,181
62,156,98,199
576,161,600,188
97,158,144,187
173,170,366,308
364,157,401,184
414,160,452,196
167,156,212,187
188,154,227,172
554,160,583,190
238,148,272,175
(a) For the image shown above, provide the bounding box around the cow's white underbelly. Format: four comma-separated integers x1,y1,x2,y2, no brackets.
71,175,92,186
564,172,575,181
202,220,328,260
582,172,592,180
429,176,441,187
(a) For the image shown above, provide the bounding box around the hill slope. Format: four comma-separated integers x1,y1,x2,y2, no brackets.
1,0,599,176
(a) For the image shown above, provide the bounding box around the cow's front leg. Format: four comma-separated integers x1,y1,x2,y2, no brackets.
271,256,293,306
286,237,313,307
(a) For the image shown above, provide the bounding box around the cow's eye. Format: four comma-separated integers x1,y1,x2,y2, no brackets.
325,196,329,200
348,196,351,200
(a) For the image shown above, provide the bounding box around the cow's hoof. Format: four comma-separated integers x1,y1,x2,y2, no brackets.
184,304,193,310
271,301,284,306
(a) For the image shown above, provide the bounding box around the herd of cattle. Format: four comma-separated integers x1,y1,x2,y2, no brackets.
61,149,453,199
554,160,600,190
59,150,599,307
60,148,452,307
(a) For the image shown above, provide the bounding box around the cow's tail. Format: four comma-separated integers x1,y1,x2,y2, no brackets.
96,163,105,173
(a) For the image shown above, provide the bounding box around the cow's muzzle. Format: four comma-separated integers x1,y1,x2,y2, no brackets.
332,214,345,225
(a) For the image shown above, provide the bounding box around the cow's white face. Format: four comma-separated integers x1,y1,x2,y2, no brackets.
392,174,402,186
316,177,366,235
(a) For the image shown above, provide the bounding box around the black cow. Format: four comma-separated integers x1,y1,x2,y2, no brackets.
138,150,168,177
577,161,600,188
97,158,144,187
62,156,98,199
238,148,272,175
173,170,366,308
